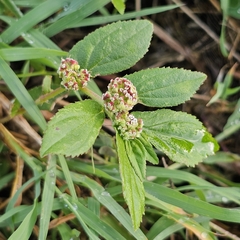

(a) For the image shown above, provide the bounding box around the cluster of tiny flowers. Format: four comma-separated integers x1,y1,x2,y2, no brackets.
102,77,143,140
57,58,90,90
102,77,138,113
114,112,143,140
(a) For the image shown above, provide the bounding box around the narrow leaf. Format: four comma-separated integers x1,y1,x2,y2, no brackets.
69,5,179,28
116,133,145,229
61,171,147,238
69,20,153,76
0,47,67,61
126,140,146,180
126,68,206,107
145,181,240,224
133,110,219,167
40,100,104,157
43,0,111,37
112,0,125,14
137,133,159,164
8,199,38,240
0,0,69,43
39,155,57,240
0,56,46,130
224,98,240,130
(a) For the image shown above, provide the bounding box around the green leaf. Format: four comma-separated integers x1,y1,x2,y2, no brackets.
126,140,146,180
8,199,38,240
133,109,219,167
43,0,111,37
225,0,240,19
40,100,104,157
224,98,240,129
0,47,67,61
137,133,159,164
39,155,57,240
0,0,70,44
69,20,153,76
116,133,145,229
216,98,240,141
68,5,179,28
69,171,146,239
144,181,240,224
0,56,46,131
126,68,206,107
112,0,125,14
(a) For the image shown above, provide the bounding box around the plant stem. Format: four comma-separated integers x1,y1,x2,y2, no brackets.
35,87,65,105
80,87,104,106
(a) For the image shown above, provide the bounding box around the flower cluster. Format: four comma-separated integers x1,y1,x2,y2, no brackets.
115,112,143,139
102,77,138,113
102,77,143,140
57,58,90,90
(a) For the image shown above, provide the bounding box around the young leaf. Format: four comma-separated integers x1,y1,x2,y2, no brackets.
137,133,159,165
125,68,207,107
69,20,153,76
112,0,125,15
116,133,145,229
133,110,219,167
126,140,146,180
40,100,104,157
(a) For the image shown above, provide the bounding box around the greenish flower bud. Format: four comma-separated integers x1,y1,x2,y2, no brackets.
114,112,143,140
57,58,90,90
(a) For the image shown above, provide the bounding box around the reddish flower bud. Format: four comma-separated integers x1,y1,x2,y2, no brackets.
102,77,138,113
58,58,90,90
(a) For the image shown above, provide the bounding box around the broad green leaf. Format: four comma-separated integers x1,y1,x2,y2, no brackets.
69,20,153,76
40,100,104,157
133,109,219,167
8,199,38,240
116,133,145,229
112,0,125,14
126,68,206,107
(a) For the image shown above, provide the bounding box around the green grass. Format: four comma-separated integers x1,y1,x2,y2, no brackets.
0,1,240,239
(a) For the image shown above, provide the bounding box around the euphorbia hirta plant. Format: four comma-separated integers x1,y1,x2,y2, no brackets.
40,20,219,229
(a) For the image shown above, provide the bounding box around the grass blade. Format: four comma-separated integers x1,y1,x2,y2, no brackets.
0,0,69,43
39,155,57,240
58,155,78,200
0,56,46,130
8,199,38,240
144,181,240,223
0,47,67,61
69,172,147,239
43,0,111,37
69,5,179,28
